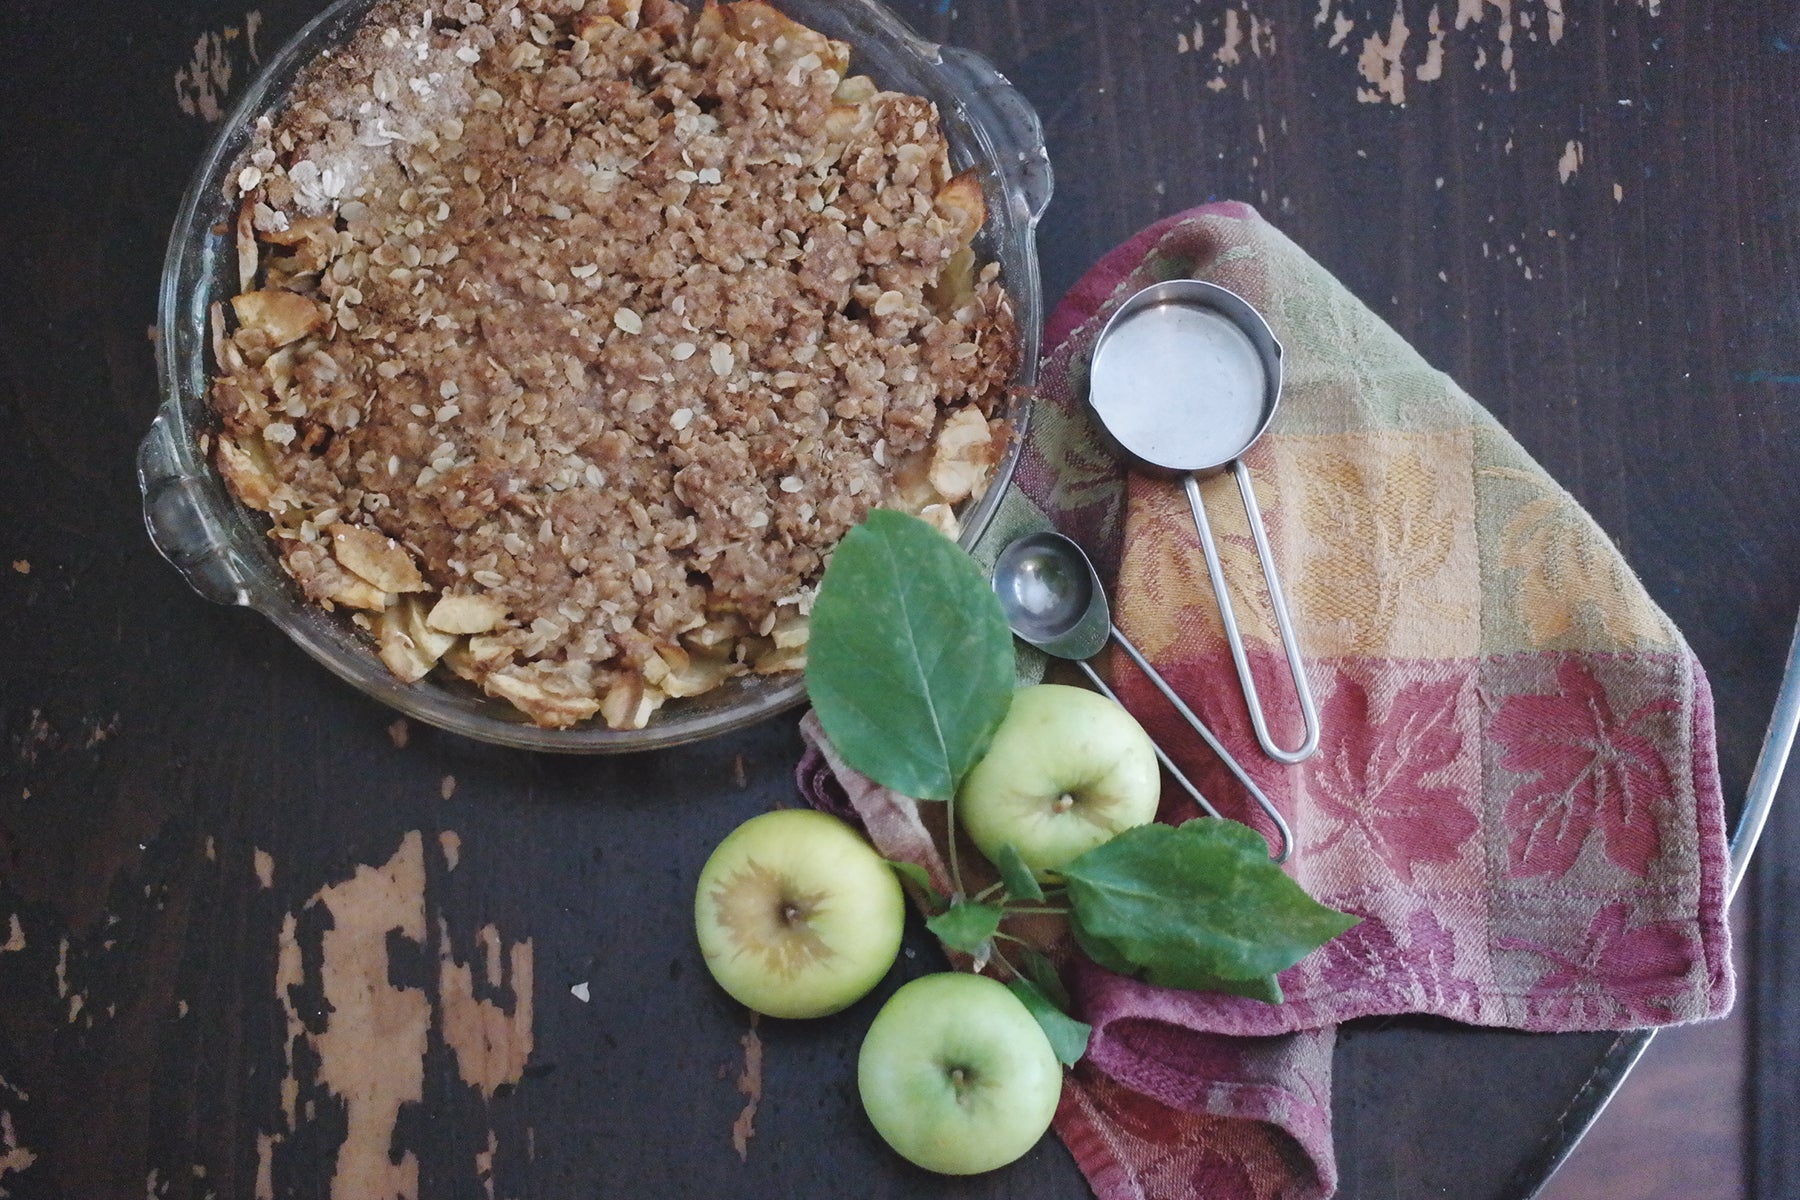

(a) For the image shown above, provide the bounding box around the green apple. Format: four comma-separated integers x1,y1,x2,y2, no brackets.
956,683,1161,876
694,809,904,1019
858,972,1063,1174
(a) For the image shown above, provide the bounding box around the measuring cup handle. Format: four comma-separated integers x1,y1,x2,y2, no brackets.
1184,463,1321,765
1104,629,1293,863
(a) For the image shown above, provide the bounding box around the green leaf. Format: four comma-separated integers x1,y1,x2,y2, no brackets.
886,859,947,910
1195,971,1284,1005
1064,819,1360,992
1008,977,1091,1067
994,842,1044,902
1015,946,1073,1012
1070,921,1283,1003
805,510,1016,801
925,901,1004,955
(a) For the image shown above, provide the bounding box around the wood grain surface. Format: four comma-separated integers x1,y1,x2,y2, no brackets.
1,1,1794,1198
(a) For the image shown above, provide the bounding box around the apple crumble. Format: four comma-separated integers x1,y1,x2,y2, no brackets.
209,0,1019,729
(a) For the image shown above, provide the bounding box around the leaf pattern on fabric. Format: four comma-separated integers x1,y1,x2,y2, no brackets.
1086,1076,1296,1200
1499,902,1698,1026
1297,914,1396,1007
1307,671,1478,882
1111,652,1297,844
1295,444,1460,654
1024,394,1123,514
1486,466,1673,651
1494,658,1675,879
1404,907,1480,1012
1016,350,1127,548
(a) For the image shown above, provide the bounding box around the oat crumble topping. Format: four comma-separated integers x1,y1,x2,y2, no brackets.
209,0,1019,729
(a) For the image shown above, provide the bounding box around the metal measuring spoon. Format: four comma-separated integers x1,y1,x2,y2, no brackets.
1087,279,1321,765
992,530,1294,863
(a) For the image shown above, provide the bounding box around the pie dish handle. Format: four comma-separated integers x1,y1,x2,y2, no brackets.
933,45,1054,228
137,403,269,608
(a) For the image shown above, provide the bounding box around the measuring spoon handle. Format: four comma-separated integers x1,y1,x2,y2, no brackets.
1075,660,1223,823
1104,627,1294,864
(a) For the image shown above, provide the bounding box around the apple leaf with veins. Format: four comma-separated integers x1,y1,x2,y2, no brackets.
886,859,948,909
1063,819,1360,995
806,510,1016,802
1070,919,1285,1003
926,901,1004,955
1007,977,1091,1067
994,842,1044,902
1016,946,1074,1012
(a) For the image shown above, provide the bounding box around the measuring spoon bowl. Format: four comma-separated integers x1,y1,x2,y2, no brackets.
991,531,1112,661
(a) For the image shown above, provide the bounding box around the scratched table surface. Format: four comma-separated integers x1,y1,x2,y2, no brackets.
1,1,1795,1197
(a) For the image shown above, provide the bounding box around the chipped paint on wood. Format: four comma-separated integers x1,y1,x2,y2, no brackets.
1558,138,1584,182
1218,9,1244,66
730,1015,763,1161
173,13,266,122
269,833,429,1199
439,830,462,870
274,913,304,1124
1329,10,1355,48
254,848,274,889
0,1110,37,1186
476,1130,498,1200
1174,4,1275,89
255,1131,276,1200
1,915,23,953
1317,0,1657,103
476,925,504,989
260,830,534,1197
439,919,534,1099
1250,12,1276,56
1417,6,1447,81
1357,1,1411,103
310,833,429,1199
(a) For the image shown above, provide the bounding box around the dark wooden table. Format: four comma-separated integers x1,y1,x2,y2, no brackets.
2,1,1795,1197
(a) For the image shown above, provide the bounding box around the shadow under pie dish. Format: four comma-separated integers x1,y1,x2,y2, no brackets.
140,0,1051,751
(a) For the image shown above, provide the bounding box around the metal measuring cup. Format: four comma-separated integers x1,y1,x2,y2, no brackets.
1086,279,1321,765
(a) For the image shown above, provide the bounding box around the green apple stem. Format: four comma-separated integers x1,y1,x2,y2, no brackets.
998,906,1071,917
973,880,1007,903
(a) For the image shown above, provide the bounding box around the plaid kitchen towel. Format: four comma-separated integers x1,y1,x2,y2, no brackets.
798,202,1734,1200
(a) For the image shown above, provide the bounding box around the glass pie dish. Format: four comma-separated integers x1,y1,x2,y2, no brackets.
138,0,1052,753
